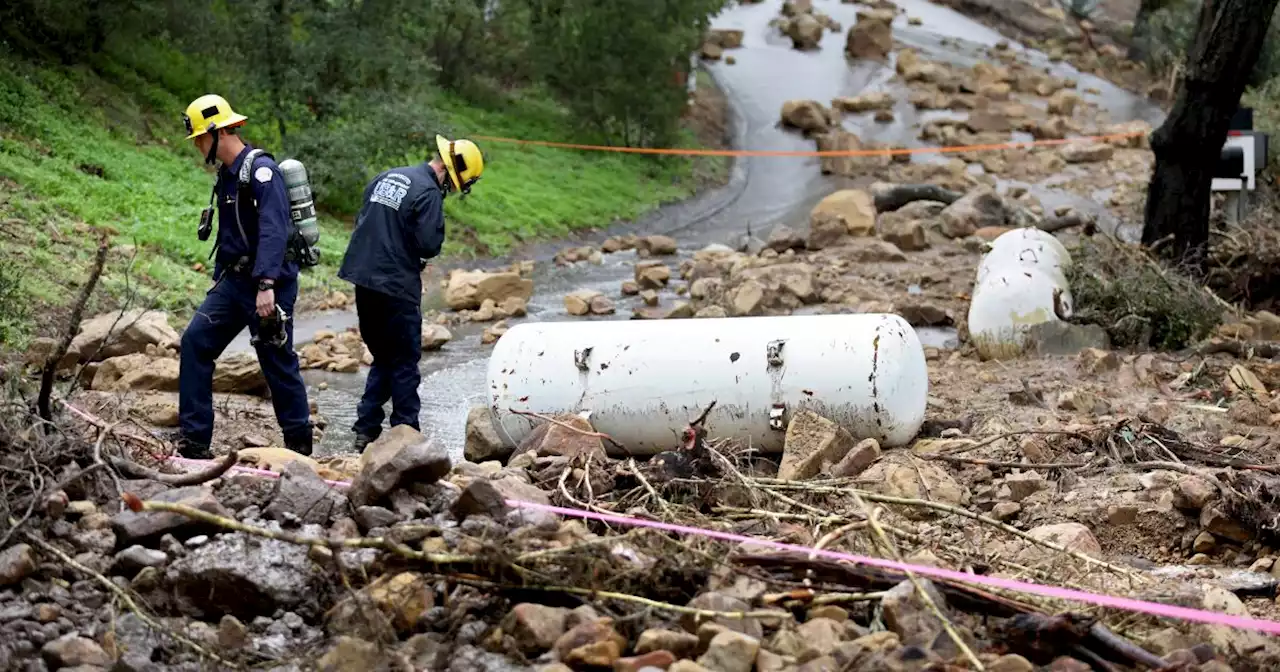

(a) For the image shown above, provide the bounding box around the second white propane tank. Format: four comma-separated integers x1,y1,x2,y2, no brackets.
974,228,1072,290
486,314,929,456
967,265,1072,360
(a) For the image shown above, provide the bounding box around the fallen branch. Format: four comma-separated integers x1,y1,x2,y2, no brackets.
926,454,1092,471
1194,339,1280,360
872,183,963,212
109,450,240,486
25,532,238,669
39,235,109,426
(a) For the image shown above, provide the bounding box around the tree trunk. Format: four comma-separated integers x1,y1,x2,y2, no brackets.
1142,0,1280,271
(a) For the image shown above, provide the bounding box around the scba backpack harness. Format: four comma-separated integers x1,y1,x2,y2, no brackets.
202,149,322,269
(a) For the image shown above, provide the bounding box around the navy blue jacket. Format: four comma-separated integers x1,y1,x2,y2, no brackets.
338,162,445,303
214,144,298,282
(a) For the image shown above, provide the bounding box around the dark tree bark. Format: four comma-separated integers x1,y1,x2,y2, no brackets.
1142,0,1280,271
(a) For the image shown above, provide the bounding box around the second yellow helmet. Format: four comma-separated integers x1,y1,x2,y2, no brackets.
183,94,248,140
436,135,484,196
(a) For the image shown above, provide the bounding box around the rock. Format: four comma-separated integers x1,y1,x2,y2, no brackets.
698,630,760,672
636,262,673,289
0,544,37,586
832,239,907,263
707,29,745,48
861,456,969,518
167,522,323,618
809,189,877,249
782,0,812,16
1020,523,1102,563
326,572,433,637
451,479,511,520
318,636,383,671
897,302,950,327
989,654,1035,672
589,295,615,315
787,13,825,49
517,414,606,459
939,187,1005,238
636,629,700,658
780,411,859,480
354,505,401,531
217,614,250,649
1201,503,1252,543
1077,347,1120,374
1199,587,1270,658
1001,473,1047,502
91,353,180,392
766,225,807,253
881,579,950,647
445,270,534,311
683,593,764,639
1025,322,1111,356
501,603,571,655
111,545,168,575
1174,475,1218,511
781,100,835,133
465,406,509,463
349,425,451,508
637,235,678,256
621,281,640,296
670,663,713,672
833,92,894,113
701,41,723,60
112,486,230,547
992,502,1022,520
879,218,928,251
553,619,627,668
264,459,348,525
565,289,603,316
1193,531,1217,554
1061,142,1114,163
1226,364,1268,397
846,10,894,60
1046,90,1082,115
422,323,453,351
797,617,844,659
832,438,881,477
616,650,677,672
67,309,179,364
41,634,111,668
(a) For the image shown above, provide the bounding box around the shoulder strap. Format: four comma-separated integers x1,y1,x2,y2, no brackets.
237,149,273,186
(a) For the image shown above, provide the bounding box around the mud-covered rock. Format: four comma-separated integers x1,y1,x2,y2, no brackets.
326,572,433,638
781,100,836,134
41,633,112,668
446,270,534,311
780,410,858,480
0,544,37,586
787,12,825,49
422,323,454,351
66,309,180,365
809,189,877,249
349,426,451,508
465,406,509,463
111,486,229,547
847,10,894,60
264,459,348,525
698,630,760,672
938,187,1005,238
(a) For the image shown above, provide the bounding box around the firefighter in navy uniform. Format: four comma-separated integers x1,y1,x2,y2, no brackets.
339,135,485,451
175,94,313,459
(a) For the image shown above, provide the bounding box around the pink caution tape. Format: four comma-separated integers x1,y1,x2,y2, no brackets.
505,499,1280,636
158,451,1280,635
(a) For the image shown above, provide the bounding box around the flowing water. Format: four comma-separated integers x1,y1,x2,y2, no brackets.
226,0,1165,459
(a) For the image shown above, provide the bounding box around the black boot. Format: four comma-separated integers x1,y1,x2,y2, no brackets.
284,429,314,457
352,433,377,453
169,432,213,460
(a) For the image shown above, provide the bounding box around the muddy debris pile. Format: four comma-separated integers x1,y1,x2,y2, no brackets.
7,370,1280,672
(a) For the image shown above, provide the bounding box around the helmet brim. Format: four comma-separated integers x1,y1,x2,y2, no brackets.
435,134,463,193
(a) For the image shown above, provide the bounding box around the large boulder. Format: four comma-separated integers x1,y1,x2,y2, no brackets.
213,352,269,396
725,263,819,315
808,190,877,249
67,309,180,365
91,353,179,392
166,522,325,619
780,100,836,134
846,10,894,60
814,130,892,176
349,425,452,507
787,13,825,50
445,270,534,311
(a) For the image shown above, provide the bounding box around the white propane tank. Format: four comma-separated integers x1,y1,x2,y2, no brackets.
486,314,929,456
974,228,1072,290
967,264,1073,360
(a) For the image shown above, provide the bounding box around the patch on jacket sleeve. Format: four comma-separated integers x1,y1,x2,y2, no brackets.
254,166,274,183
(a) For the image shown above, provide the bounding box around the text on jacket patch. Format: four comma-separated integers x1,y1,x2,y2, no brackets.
371,173,412,210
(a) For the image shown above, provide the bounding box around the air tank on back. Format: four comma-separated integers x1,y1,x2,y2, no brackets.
278,158,320,249
485,313,929,456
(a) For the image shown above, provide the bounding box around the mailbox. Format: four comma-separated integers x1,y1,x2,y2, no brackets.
1216,145,1245,181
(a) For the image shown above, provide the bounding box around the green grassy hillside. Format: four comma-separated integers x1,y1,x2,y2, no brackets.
0,51,725,347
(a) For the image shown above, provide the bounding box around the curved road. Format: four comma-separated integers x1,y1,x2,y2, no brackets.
230,0,1165,458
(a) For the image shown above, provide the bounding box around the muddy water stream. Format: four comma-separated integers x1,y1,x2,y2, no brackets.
227,0,1164,459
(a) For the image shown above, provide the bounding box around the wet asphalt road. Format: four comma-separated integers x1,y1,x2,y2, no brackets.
226,0,1165,459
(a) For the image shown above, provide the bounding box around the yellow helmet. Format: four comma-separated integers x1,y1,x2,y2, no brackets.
183,94,248,140
435,135,484,196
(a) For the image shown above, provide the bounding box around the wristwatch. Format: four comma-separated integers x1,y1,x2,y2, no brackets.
257,279,275,291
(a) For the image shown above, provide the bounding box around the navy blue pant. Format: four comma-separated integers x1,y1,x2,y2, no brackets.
179,274,311,446
353,285,422,438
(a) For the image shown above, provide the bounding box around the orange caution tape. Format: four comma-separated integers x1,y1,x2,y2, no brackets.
470,131,1145,157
